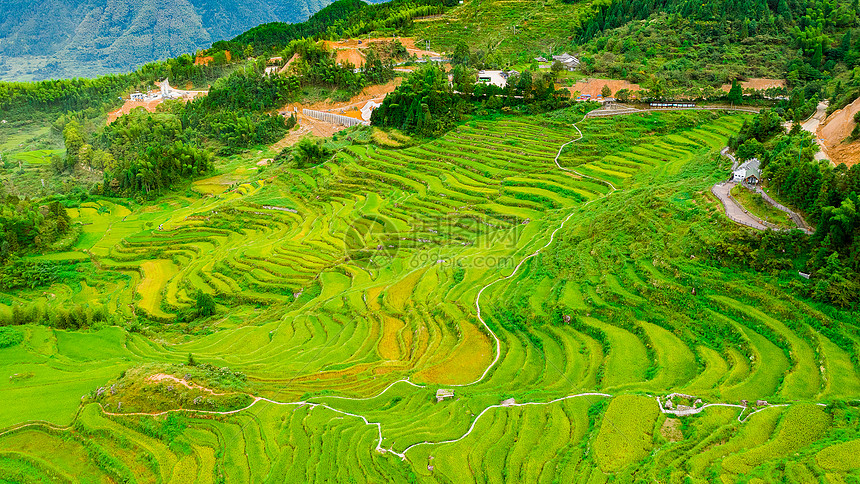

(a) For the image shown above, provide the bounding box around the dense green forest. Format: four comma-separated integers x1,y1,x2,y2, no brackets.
572,0,859,99
0,57,238,123
0,195,83,298
88,111,214,195
203,70,301,112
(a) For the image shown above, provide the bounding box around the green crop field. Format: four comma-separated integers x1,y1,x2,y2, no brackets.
5,149,60,165
1,109,859,483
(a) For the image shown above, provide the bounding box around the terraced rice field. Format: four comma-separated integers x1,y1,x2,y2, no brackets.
1,110,860,482
5,149,60,165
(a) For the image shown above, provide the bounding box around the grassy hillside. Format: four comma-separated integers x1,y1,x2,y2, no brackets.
411,0,596,64
1,109,858,481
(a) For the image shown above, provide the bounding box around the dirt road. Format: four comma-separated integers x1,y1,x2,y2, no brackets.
818,96,860,167
801,101,831,162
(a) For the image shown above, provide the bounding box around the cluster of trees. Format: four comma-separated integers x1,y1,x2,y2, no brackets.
572,0,855,47
0,299,110,329
449,40,509,72
204,70,300,111
371,66,468,136
729,109,860,306
285,40,365,93
292,139,335,168
0,327,22,348
0,196,77,297
0,197,71,261
273,137,334,169
362,43,404,85
566,0,673,41
159,52,237,87
91,111,213,195
728,110,785,157
78,103,290,196
0,259,60,292
371,65,571,136
0,76,124,120
784,3,858,86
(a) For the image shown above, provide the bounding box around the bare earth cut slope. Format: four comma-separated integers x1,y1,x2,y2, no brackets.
819,97,860,167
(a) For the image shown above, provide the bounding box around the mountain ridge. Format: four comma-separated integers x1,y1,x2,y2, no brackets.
0,0,331,81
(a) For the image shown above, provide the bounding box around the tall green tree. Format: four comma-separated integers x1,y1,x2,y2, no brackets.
727,79,744,104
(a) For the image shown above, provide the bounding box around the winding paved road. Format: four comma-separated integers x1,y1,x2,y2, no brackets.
713,149,814,233
711,181,770,230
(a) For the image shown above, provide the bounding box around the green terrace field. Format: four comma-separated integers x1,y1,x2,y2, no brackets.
2,109,860,482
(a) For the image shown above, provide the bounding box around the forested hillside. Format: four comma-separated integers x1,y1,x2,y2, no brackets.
0,0,333,81
413,0,858,94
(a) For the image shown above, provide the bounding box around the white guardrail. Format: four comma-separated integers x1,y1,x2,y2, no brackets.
302,108,369,127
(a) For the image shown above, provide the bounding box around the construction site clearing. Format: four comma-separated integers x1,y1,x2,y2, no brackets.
818,97,860,168
323,37,442,68
719,78,786,92
284,79,400,121
108,79,207,123
566,78,642,99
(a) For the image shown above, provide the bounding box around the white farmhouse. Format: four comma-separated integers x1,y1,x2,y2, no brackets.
732,158,761,185
476,70,518,88
552,53,580,70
